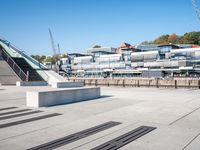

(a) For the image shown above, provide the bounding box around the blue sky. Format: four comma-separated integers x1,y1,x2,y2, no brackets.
0,0,199,55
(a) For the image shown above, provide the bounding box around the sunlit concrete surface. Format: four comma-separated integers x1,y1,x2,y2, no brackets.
0,85,200,150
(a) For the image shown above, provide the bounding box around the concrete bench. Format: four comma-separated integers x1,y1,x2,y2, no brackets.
26,87,101,108
16,81,48,87
51,81,84,88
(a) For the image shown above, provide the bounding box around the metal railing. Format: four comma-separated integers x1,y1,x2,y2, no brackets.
8,44,49,81
0,39,49,81
0,46,28,81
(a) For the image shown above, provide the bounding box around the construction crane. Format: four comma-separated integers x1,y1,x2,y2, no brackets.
48,29,57,57
192,0,200,22
57,43,61,55
48,28,60,72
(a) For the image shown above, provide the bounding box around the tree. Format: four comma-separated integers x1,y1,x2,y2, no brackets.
152,32,200,45
154,35,169,44
140,40,153,45
183,32,200,45
44,56,56,64
93,45,101,48
168,33,181,44
31,55,46,62
31,55,41,62
40,55,46,61
59,54,68,58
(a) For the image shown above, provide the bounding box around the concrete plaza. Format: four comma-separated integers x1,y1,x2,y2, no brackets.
0,85,200,149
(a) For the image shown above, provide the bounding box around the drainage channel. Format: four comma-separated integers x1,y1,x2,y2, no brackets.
0,110,43,120
28,121,122,150
0,109,32,116
0,107,18,111
91,126,156,150
0,113,61,128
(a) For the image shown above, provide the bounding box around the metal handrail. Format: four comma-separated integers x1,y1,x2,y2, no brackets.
8,44,49,81
0,38,50,81
0,46,28,81
10,44,47,69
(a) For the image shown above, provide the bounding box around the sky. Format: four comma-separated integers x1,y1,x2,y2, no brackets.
0,0,200,55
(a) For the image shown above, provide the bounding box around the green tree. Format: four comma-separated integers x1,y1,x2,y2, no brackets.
31,55,41,62
59,54,68,58
44,56,56,63
154,35,169,44
183,32,200,45
40,55,46,61
93,45,101,48
140,40,153,44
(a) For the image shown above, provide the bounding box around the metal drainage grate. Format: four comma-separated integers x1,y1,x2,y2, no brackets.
0,110,43,120
0,109,32,116
28,121,122,150
0,113,61,128
91,126,156,150
0,107,18,111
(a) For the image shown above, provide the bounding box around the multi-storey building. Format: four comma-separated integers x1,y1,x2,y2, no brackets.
61,44,200,78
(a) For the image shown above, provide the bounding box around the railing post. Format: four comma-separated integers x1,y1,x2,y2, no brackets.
188,80,191,88
156,79,159,88
137,80,140,87
198,80,200,89
26,71,29,81
123,79,125,87
175,80,177,89
83,80,85,86
95,79,97,86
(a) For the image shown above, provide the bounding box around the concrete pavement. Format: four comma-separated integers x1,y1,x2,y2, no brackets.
0,86,200,149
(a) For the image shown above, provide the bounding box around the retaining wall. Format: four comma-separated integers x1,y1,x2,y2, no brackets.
70,78,200,89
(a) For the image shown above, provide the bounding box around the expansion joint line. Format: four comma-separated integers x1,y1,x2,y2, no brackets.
169,106,200,125
182,132,200,150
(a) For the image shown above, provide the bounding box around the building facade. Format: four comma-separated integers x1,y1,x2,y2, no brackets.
60,44,200,78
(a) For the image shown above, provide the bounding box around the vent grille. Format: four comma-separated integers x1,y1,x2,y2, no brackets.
0,110,43,120
0,107,18,111
0,109,31,116
92,126,156,150
0,113,61,128
28,121,121,150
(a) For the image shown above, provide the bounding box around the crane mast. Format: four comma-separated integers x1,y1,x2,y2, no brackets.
48,29,60,72
48,29,57,57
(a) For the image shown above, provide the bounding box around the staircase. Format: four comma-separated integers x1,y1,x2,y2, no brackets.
12,58,44,81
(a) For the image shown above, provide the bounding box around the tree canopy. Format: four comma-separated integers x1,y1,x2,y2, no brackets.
31,55,46,62
93,45,101,48
141,31,200,45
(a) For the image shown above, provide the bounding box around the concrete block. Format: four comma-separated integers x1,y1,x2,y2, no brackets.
26,87,101,108
51,82,84,88
16,81,48,87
